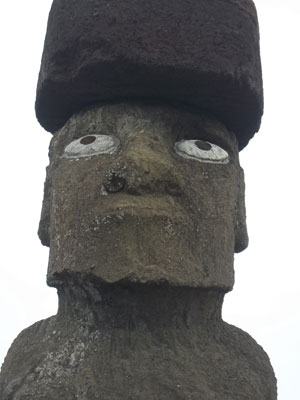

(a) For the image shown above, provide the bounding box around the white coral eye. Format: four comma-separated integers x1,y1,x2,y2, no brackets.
63,135,120,158
174,140,229,164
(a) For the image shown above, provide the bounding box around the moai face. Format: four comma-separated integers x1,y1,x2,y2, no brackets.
39,104,248,291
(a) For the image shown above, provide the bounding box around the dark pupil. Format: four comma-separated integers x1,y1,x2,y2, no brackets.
195,140,212,151
80,135,96,145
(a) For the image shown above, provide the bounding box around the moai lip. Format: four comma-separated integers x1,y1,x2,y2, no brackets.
36,0,263,149
39,103,248,291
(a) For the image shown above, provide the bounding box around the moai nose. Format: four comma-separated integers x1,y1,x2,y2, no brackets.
102,158,183,196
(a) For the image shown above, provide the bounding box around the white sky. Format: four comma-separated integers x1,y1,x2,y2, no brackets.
0,1,299,398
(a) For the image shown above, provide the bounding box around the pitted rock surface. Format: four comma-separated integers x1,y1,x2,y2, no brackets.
0,284,277,400
36,0,263,149
0,2,278,398
39,104,247,291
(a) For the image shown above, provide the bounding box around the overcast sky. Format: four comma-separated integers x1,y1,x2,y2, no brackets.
0,1,299,398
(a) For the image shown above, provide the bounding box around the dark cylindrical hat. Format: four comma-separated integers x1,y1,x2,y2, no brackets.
36,0,263,149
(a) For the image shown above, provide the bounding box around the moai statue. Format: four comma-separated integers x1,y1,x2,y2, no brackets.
0,1,277,399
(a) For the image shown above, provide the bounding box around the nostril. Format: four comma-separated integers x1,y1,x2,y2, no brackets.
103,172,126,193
165,181,183,197
103,166,127,193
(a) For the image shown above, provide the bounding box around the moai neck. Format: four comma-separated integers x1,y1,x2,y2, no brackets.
57,278,224,330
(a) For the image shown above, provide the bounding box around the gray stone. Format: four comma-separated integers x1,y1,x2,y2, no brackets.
39,104,248,291
0,103,276,399
0,2,278,398
0,283,277,400
36,0,263,149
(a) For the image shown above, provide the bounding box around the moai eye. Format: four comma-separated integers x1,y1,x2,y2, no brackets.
174,139,229,164
63,135,120,158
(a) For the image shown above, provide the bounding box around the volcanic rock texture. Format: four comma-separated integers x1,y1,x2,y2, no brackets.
36,0,263,149
0,284,277,400
0,1,278,399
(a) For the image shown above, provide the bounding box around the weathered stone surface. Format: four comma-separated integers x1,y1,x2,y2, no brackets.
36,0,263,149
38,104,248,291
0,2,278,398
0,283,277,400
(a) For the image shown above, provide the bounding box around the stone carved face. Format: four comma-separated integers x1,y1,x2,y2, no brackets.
39,104,248,291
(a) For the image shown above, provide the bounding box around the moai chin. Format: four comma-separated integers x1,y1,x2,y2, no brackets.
0,1,277,399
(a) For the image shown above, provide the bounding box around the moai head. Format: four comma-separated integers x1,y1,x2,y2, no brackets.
36,0,262,292
38,104,247,291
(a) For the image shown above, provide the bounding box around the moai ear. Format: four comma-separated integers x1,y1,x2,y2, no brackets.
38,166,51,247
234,167,249,253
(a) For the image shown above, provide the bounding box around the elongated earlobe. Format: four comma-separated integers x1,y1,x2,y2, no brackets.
38,166,51,247
235,167,249,253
